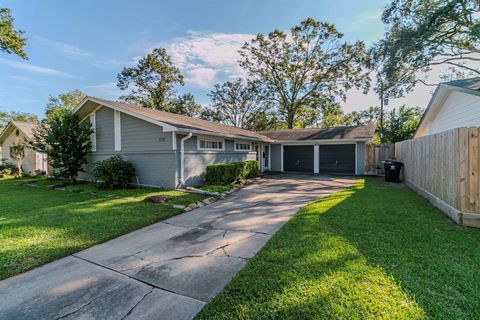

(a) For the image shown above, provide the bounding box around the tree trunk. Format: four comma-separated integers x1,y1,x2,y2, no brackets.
17,158,22,177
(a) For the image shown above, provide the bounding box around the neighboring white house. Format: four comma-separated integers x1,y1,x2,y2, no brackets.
415,78,480,138
0,121,48,175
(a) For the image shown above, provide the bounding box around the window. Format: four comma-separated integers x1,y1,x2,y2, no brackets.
234,141,252,151
198,138,224,150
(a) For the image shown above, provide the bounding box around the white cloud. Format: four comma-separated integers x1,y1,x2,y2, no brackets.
143,31,254,88
34,36,122,69
0,58,74,77
84,82,122,98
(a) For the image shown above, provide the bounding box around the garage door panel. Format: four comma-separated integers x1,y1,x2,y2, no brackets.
284,146,313,172
319,144,355,174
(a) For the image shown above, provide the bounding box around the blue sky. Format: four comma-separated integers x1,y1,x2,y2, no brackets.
0,0,433,118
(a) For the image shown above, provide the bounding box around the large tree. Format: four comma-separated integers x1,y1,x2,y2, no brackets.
239,18,370,129
208,79,268,130
347,106,381,126
32,110,93,183
0,8,27,59
0,110,38,131
45,89,86,120
117,47,184,109
372,0,480,97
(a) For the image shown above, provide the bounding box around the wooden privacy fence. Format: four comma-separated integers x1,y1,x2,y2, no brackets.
396,127,480,227
364,143,394,175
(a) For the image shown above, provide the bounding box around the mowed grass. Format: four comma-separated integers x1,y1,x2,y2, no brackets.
196,178,480,320
0,177,205,280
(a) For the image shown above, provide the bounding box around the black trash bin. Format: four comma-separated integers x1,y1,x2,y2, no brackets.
383,160,403,182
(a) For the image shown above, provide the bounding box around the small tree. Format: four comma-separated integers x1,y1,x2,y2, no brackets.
32,110,93,184
0,8,27,59
382,106,424,143
9,143,25,176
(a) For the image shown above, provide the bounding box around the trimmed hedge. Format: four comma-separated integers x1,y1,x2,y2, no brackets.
205,160,258,185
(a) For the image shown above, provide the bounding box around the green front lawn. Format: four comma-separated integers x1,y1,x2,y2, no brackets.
196,178,480,319
0,177,205,280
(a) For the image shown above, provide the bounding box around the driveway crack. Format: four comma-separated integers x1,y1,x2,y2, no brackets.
120,287,154,320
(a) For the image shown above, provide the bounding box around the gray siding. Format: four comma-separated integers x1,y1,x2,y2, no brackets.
183,152,256,186
121,113,173,152
177,134,257,186
81,106,177,188
95,107,115,153
271,144,282,171
356,142,366,175
80,153,177,189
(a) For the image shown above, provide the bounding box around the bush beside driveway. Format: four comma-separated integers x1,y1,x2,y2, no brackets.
196,178,480,319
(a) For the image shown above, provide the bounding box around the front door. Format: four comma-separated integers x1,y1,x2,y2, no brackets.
263,145,270,171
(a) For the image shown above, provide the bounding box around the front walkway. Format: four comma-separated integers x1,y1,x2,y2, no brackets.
0,174,353,320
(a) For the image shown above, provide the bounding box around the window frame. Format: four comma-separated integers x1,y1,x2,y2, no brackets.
197,136,225,151
234,140,252,152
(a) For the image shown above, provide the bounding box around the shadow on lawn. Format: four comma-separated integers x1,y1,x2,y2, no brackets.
197,178,480,320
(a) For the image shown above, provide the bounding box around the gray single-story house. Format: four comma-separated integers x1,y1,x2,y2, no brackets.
0,121,48,175
74,96,375,188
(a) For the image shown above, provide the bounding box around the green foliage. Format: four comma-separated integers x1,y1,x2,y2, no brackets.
117,47,184,108
239,18,370,129
372,0,480,97
205,161,258,185
348,106,381,126
0,8,27,59
92,156,135,189
32,110,93,183
45,89,86,120
163,93,202,117
0,161,18,177
0,111,38,132
382,105,423,143
208,78,271,130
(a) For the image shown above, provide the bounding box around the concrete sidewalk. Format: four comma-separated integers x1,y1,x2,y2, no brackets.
0,174,353,320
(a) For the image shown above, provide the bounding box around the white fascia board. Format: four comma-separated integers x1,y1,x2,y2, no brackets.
114,110,121,151
273,138,371,145
74,97,178,132
176,129,267,142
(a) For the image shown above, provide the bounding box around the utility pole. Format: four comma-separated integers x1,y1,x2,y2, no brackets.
379,82,384,143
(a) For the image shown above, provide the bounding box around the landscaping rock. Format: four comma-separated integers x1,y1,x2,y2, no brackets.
188,203,199,210
218,193,226,199
89,192,97,196
196,201,205,208
203,197,216,205
184,206,193,212
142,195,173,203
172,204,186,209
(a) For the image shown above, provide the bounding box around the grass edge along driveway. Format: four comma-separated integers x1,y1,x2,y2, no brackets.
0,177,209,280
196,178,480,320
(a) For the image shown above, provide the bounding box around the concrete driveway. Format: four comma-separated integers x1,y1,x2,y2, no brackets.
0,174,353,320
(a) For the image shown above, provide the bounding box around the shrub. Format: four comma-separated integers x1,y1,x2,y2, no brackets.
0,162,21,177
205,160,258,185
92,156,135,189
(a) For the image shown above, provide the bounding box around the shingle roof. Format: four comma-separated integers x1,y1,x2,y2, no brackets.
260,125,376,141
0,121,38,143
444,77,480,91
89,97,270,140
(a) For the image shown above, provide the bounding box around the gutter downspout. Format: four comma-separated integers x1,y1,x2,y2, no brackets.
180,132,193,186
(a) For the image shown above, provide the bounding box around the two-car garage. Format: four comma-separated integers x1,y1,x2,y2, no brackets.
283,144,356,174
